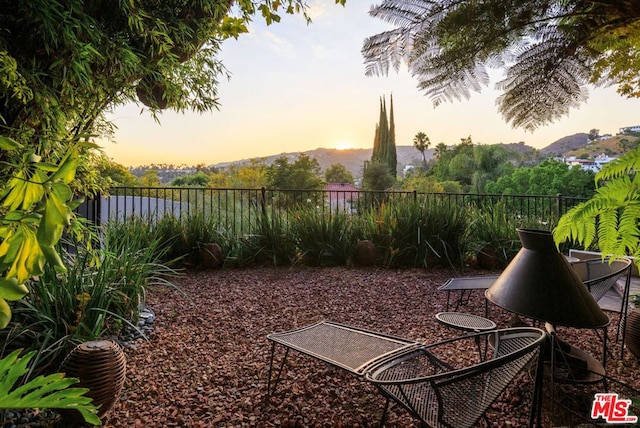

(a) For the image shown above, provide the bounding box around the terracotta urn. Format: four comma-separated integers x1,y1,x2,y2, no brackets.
354,240,376,266
201,242,224,268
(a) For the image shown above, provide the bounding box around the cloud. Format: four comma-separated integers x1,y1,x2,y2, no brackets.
307,0,329,20
259,30,295,57
312,44,326,59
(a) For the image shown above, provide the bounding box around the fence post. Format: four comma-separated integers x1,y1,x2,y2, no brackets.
556,194,562,219
413,190,417,202
261,187,267,216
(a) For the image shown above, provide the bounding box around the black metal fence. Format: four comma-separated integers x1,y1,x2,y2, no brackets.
77,187,587,236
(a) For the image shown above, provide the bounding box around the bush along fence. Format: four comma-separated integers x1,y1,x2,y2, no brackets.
74,187,585,270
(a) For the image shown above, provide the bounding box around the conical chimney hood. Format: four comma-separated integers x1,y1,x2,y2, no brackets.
485,229,609,328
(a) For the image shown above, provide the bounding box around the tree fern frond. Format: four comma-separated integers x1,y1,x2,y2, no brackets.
362,29,411,76
555,201,598,247
616,203,640,252
597,210,620,252
497,36,591,130
596,146,640,183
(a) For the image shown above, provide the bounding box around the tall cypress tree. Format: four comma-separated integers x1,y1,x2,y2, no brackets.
368,94,397,180
372,97,386,164
386,94,397,177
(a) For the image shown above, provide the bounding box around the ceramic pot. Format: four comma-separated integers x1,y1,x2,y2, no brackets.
201,242,223,268
354,240,376,266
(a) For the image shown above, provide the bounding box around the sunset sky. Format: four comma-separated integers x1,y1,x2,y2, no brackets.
103,1,640,167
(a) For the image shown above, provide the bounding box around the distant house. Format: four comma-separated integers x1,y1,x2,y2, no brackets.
325,183,360,213
620,125,640,134
402,165,415,176
564,154,615,172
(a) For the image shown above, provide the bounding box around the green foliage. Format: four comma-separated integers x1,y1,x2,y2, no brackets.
210,159,268,188
485,159,596,197
0,349,100,425
465,203,552,268
413,131,431,169
266,154,324,190
0,0,334,330
92,155,140,188
0,139,88,328
400,171,444,193
429,137,477,190
471,145,515,193
290,207,355,266
371,95,397,177
363,0,640,130
554,146,640,265
1,220,176,372
171,172,211,187
325,163,354,184
362,161,395,191
241,212,296,267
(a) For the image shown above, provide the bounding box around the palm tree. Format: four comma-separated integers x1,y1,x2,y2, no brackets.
434,142,448,160
413,131,430,169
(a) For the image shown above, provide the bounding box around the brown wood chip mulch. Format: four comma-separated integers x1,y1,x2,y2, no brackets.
102,267,640,427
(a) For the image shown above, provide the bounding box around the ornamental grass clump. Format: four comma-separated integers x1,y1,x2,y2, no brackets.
290,207,356,266
465,202,553,269
363,198,468,268
240,212,296,267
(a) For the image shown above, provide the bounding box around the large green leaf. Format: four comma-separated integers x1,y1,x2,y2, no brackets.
0,277,28,300
37,194,68,248
0,298,10,329
0,349,101,425
0,136,22,150
51,149,79,184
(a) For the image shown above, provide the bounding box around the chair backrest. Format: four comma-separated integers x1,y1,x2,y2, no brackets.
365,327,546,428
571,258,632,302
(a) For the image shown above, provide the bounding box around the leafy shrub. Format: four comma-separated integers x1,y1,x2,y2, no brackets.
0,349,100,425
0,220,177,374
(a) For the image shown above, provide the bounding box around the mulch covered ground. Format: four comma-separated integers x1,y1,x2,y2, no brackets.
102,267,640,427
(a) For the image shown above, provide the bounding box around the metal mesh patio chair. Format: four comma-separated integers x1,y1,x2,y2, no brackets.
571,258,632,303
571,257,633,356
365,327,546,428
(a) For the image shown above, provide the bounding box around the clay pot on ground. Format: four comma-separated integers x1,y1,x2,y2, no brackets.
477,246,500,270
201,242,224,268
354,240,376,266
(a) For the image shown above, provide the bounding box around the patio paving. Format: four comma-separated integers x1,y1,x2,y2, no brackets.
597,275,640,312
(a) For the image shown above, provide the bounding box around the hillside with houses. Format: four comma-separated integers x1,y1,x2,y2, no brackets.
127,128,640,184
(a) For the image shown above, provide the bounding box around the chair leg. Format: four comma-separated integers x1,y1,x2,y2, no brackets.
266,343,289,398
377,397,390,428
